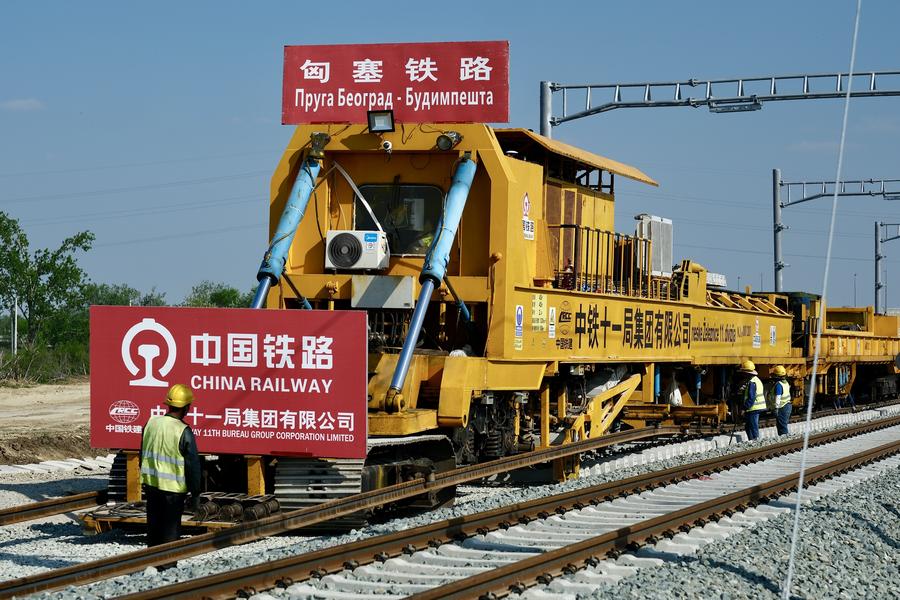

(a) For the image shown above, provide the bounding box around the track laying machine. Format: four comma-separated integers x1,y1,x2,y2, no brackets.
98,121,899,528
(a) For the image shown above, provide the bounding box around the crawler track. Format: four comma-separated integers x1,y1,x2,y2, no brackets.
0,490,105,526
0,424,715,598
110,413,900,600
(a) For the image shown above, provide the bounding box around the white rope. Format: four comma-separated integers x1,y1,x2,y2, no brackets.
332,161,384,233
781,2,862,598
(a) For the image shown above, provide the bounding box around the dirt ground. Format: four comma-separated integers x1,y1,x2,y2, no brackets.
0,380,97,464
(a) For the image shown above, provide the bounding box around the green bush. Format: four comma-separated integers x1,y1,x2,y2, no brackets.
0,341,89,383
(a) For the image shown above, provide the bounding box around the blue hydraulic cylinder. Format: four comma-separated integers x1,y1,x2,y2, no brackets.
421,158,477,284
443,276,472,326
454,296,472,323
654,370,661,401
385,278,436,410
385,158,477,408
695,371,703,403
250,158,321,309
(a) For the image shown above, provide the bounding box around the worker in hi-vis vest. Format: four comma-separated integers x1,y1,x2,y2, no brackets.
768,365,792,436
739,360,767,441
140,384,201,554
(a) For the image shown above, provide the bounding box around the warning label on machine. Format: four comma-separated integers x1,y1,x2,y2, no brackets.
89,306,367,458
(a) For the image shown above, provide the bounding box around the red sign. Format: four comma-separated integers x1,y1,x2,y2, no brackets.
90,306,367,458
282,41,509,124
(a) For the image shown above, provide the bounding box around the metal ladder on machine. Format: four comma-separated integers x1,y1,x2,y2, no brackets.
539,70,900,137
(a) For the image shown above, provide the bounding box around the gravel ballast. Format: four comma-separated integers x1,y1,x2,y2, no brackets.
18,407,900,599
537,458,900,600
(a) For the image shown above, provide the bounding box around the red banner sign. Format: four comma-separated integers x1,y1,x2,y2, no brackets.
90,306,367,458
282,40,509,124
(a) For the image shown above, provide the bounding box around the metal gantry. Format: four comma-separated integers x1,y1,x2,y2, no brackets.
540,70,900,137
876,222,900,314
772,170,900,292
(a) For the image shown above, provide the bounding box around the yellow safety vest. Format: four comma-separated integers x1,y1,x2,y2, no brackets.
745,375,767,412
775,380,792,409
140,415,188,493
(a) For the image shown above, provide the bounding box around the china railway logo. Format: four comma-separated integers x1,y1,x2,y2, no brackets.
109,400,141,424
121,318,177,387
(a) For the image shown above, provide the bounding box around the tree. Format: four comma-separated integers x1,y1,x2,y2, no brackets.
81,282,167,308
43,283,169,345
0,212,94,344
183,280,253,308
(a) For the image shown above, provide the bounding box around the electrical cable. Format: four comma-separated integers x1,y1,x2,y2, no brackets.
782,2,861,598
0,149,274,179
2,170,268,204
21,194,260,228
675,242,898,264
94,222,266,248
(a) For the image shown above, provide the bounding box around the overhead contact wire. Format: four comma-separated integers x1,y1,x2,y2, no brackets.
782,2,862,598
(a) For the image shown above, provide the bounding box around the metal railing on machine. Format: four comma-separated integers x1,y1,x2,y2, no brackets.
549,224,654,299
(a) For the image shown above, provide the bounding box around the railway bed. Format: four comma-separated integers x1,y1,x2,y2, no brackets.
2,403,898,598
126,417,900,600
2,397,892,530
0,424,721,598
22,416,900,597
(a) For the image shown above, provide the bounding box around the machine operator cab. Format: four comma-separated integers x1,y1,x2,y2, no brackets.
355,184,441,256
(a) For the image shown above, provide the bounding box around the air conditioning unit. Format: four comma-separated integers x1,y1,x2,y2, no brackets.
325,230,390,271
706,272,728,288
635,213,673,276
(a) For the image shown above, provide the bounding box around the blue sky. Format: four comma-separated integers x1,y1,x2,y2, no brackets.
2,1,899,307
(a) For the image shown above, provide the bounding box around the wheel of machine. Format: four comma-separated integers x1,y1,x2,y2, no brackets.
450,425,477,465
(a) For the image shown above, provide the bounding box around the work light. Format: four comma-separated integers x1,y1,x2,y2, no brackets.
367,110,395,133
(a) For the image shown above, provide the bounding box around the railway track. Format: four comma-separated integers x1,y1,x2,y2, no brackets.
764,397,900,429
104,413,900,600
0,424,717,598
0,402,894,598
0,490,105,526
0,399,888,532
415,432,900,600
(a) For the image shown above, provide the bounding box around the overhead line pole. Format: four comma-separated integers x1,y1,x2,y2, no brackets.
10,295,17,356
773,174,900,291
540,70,900,137
876,222,900,314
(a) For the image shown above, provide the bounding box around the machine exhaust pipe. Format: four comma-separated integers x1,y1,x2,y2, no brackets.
251,134,329,309
383,156,477,412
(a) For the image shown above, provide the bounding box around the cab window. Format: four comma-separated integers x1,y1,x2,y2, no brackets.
355,184,444,255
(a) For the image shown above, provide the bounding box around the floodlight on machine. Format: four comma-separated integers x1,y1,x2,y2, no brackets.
367,110,395,133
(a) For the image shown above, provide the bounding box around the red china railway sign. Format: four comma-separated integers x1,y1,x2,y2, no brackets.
90,306,367,458
282,40,509,124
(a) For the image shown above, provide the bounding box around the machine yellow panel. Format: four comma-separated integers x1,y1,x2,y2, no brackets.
507,287,793,363
494,129,658,186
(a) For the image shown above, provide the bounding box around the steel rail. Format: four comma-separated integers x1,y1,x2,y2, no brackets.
415,437,900,600
111,414,900,600
0,490,105,526
0,424,713,598
760,398,900,429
